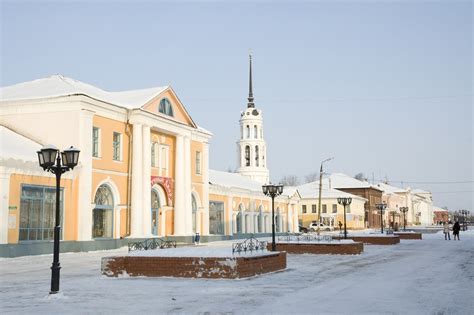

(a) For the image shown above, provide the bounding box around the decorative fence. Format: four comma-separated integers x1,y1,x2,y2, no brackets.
232,236,268,255
128,238,177,252
278,233,333,242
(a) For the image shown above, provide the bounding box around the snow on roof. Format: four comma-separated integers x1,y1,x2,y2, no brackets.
412,188,431,194
375,182,408,194
433,206,448,212
0,125,42,162
296,181,366,201
0,75,168,109
209,169,263,193
326,173,377,189
209,170,296,198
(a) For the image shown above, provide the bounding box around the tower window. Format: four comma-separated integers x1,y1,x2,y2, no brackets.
246,125,250,138
255,146,259,167
254,125,258,139
245,146,250,166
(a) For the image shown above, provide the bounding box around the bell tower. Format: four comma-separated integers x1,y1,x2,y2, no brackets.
236,53,270,184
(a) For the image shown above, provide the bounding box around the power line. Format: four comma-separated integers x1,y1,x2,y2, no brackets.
387,180,473,185
430,191,474,194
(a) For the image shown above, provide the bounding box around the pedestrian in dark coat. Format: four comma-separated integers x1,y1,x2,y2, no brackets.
453,221,461,240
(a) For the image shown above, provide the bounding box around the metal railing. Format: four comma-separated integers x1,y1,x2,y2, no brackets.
277,233,333,242
232,236,268,255
128,238,177,252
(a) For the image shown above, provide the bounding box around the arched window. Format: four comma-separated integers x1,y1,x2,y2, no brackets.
258,207,263,233
93,185,114,238
255,146,259,167
151,190,161,235
246,125,250,138
245,146,250,166
254,125,258,139
159,98,174,117
192,194,198,233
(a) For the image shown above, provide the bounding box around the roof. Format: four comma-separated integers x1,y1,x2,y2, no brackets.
375,182,408,194
326,173,379,190
412,188,431,194
0,125,42,162
0,75,168,109
209,170,297,198
296,181,366,201
433,206,448,212
209,170,263,193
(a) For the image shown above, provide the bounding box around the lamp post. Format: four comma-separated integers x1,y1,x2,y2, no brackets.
37,145,80,294
337,197,352,239
317,157,334,236
375,202,387,234
262,183,283,251
400,207,409,231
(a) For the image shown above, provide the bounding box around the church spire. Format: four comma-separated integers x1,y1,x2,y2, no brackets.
247,52,255,108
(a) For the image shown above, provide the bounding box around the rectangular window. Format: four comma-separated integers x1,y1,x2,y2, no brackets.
196,151,202,175
302,205,307,214
312,204,317,213
92,127,100,158
19,185,63,241
113,132,121,161
209,201,225,235
322,204,327,213
151,142,159,167
332,204,338,213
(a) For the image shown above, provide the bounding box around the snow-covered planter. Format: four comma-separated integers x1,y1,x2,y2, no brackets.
394,232,422,240
332,235,400,245
101,247,286,279
268,240,363,255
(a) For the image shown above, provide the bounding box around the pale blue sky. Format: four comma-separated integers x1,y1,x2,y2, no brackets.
1,0,472,210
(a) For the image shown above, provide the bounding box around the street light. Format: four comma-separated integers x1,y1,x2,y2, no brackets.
400,207,409,231
337,197,352,239
262,183,283,251
375,202,387,234
317,157,334,236
37,145,80,294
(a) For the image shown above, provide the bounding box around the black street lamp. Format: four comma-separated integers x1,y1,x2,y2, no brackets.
262,183,283,251
37,145,80,294
400,207,409,231
337,197,352,239
375,202,387,234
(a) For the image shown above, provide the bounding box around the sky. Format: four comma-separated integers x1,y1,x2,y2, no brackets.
1,0,472,211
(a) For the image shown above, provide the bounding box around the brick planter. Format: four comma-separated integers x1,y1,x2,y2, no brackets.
394,232,422,240
101,251,286,279
268,242,363,255
333,235,400,245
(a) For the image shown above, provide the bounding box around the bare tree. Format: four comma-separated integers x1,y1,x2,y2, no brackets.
354,173,366,181
304,172,319,183
280,175,300,186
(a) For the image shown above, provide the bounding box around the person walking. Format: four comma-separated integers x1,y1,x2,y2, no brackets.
443,221,451,240
453,221,461,240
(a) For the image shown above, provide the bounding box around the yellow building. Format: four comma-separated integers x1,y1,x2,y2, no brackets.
0,55,299,257
297,181,366,230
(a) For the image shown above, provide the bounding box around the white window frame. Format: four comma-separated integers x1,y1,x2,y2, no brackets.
195,151,202,175
92,127,101,158
113,132,122,161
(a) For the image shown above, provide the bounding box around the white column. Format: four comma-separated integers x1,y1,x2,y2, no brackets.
202,142,210,235
174,135,185,235
142,125,152,236
183,136,192,235
130,123,143,237
227,197,234,235
0,168,10,244
77,110,93,241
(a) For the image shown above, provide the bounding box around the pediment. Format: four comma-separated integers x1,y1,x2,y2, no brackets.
142,87,197,128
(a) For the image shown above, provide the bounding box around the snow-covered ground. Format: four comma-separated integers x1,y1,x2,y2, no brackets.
1,230,473,314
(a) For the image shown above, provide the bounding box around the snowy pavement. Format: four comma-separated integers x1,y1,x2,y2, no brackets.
1,230,473,314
